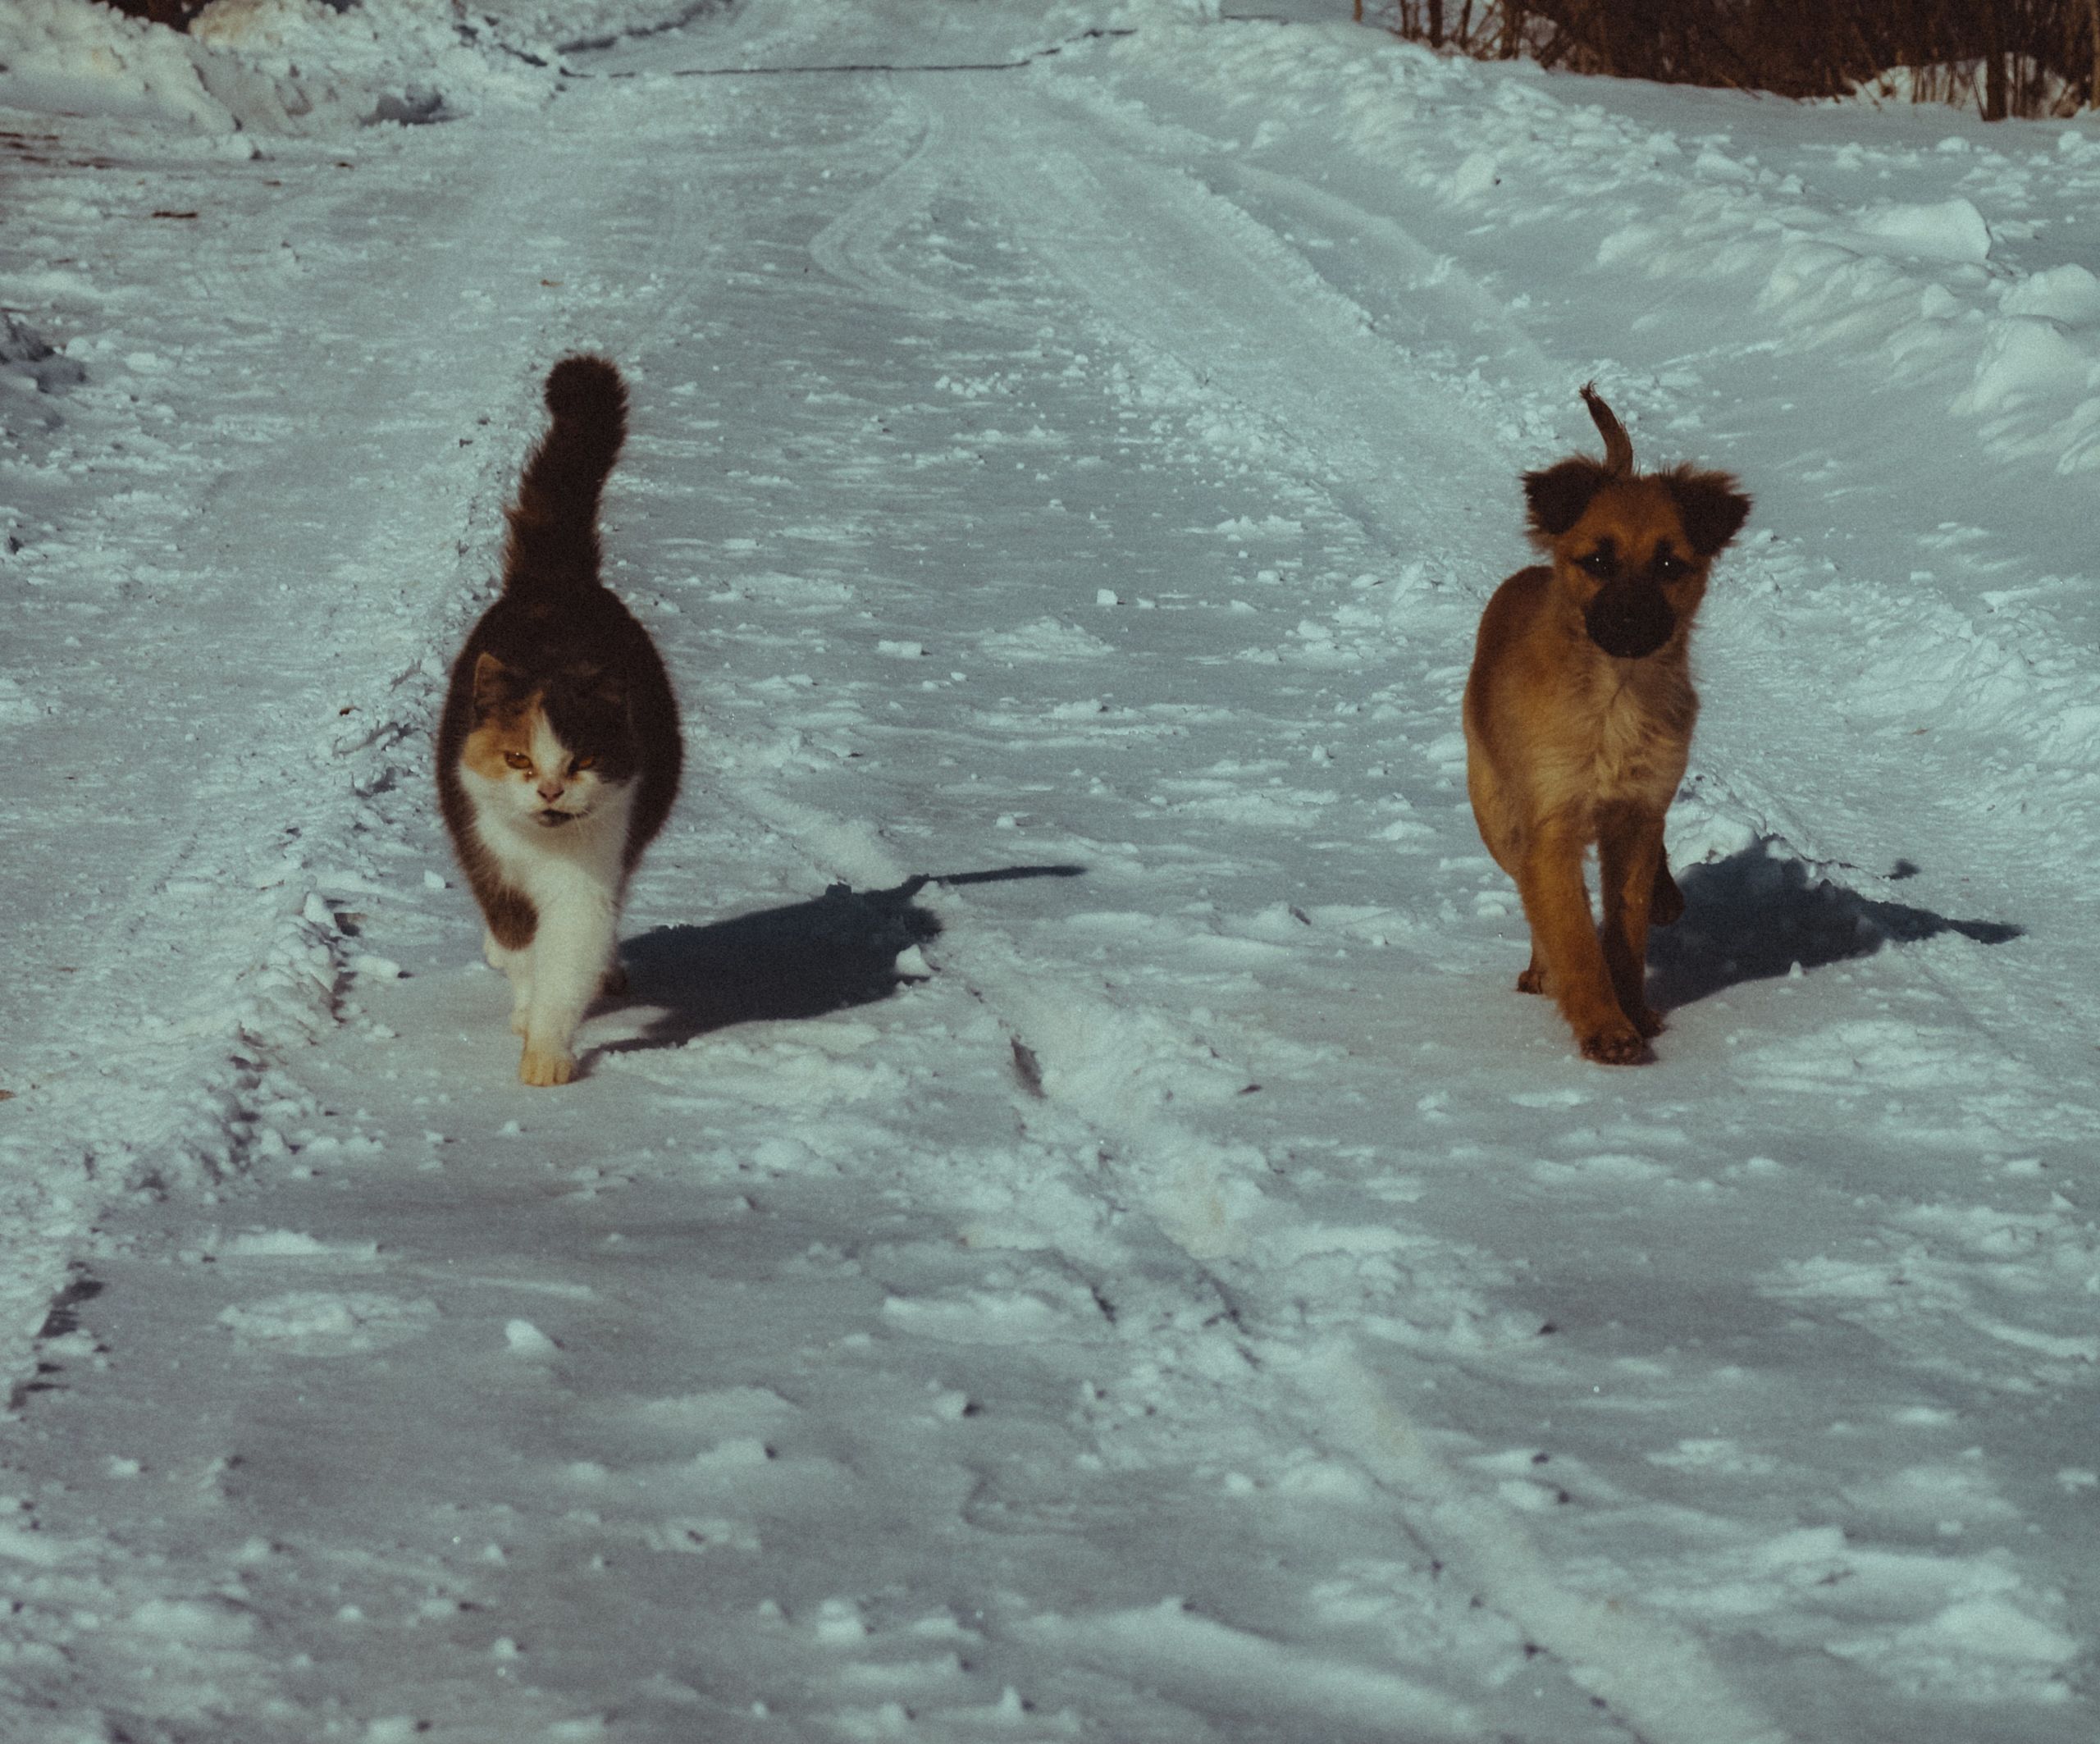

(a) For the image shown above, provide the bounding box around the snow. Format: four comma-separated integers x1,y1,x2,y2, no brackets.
2,0,2098,1739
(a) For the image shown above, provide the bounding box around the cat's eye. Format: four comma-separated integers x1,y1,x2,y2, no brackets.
573,756,596,772
504,751,532,771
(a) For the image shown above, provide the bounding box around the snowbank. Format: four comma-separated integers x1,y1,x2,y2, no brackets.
1096,19,2100,475
0,0,705,135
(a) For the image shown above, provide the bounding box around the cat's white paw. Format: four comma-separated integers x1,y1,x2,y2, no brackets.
518,1041,576,1087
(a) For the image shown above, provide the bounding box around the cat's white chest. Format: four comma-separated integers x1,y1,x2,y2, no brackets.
459,768,637,1086
463,772,635,906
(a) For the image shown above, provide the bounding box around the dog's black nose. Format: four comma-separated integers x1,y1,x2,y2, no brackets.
1585,580,1675,659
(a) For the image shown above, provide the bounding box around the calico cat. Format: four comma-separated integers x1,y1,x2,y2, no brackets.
436,355,681,1085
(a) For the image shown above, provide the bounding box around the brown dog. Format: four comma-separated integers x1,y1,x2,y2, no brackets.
1463,386,1751,1063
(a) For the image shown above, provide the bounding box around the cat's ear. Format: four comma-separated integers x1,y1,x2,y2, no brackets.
571,660,627,710
472,651,518,714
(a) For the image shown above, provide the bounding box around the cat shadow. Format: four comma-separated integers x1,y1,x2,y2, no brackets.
597,864,1084,1053
1645,838,2021,1011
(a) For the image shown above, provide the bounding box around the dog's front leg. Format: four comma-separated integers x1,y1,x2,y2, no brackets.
1518,823,1648,1064
1598,804,1666,1040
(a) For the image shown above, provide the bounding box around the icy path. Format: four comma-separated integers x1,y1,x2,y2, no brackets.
2,4,2097,1741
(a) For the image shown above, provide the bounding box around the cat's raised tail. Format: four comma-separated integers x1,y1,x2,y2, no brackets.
501,354,628,596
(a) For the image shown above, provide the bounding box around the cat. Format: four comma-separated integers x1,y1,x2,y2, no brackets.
436,355,682,1085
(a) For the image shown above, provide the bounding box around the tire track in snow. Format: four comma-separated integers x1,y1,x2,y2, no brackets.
975,80,1966,920
953,80,1819,897
1217,158,1564,393
0,55,742,1395
748,71,1793,1744
1311,1352,1788,1744
0,125,564,1375
714,792,1509,1742
806,80,1017,326
722,763,1783,1744
958,943,1788,1744
924,70,2098,1742
615,28,2087,1738
944,76,1512,568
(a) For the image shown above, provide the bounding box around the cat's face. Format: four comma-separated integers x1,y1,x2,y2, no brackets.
460,652,631,831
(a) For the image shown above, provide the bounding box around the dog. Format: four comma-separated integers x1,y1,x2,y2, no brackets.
1463,386,1751,1063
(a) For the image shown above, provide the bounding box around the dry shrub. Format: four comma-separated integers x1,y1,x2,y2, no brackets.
1363,0,2100,118
95,0,212,32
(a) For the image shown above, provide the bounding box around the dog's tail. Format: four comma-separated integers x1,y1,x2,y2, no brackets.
502,354,628,596
1579,382,1635,477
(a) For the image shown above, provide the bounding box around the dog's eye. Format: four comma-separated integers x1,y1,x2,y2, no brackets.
1577,550,1616,578
1653,555,1688,580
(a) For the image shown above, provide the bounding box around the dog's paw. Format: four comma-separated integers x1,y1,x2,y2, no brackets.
1516,965,1548,995
1580,1022,1653,1066
518,1042,577,1087
1632,1003,1666,1039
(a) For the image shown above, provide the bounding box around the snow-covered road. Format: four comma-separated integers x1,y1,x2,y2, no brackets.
2,2,2096,1739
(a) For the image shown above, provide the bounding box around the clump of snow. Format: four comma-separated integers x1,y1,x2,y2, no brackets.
0,313,87,394
1955,315,2098,418
1849,196,1993,263
2000,263,2100,326
979,616,1117,661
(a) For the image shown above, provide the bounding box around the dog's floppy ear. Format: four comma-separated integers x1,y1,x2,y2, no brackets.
1666,468,1751,557
1522,459,1612,539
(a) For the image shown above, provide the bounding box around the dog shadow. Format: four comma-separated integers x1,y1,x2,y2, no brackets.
598,864,1084,1052
1646,838,2021,1011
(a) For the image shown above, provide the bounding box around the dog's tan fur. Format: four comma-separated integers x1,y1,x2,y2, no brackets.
1463,386,1750,1063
